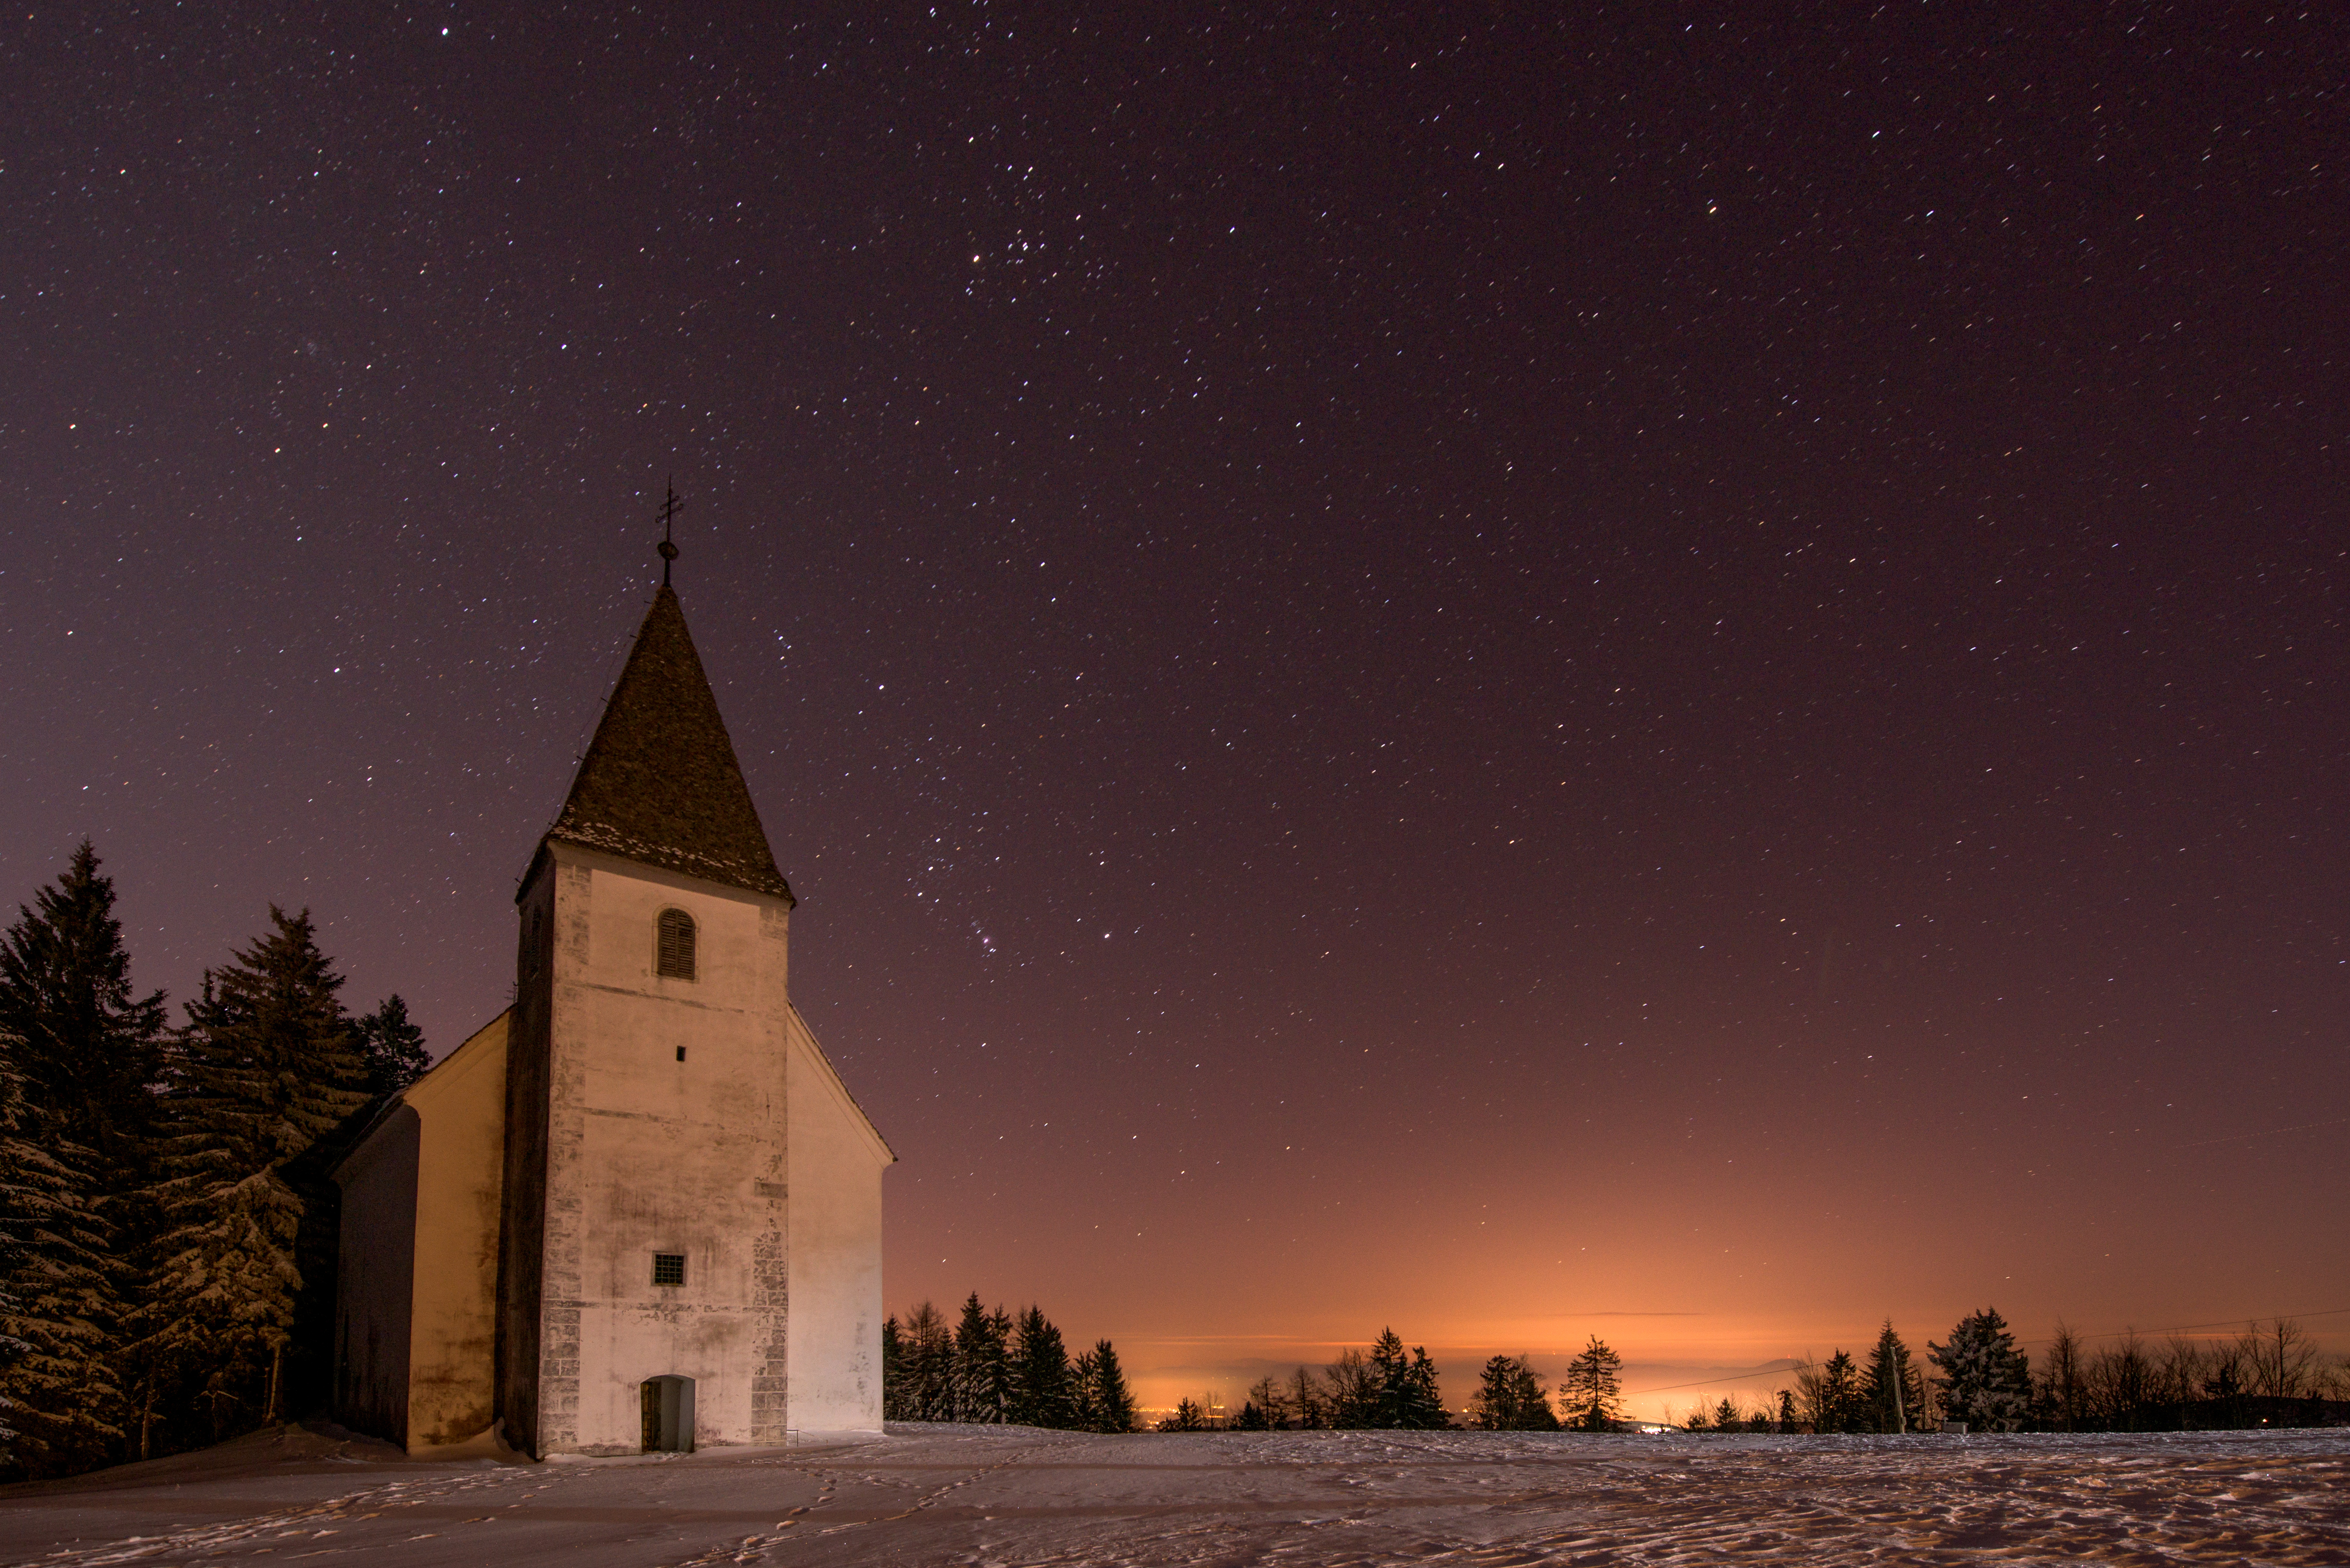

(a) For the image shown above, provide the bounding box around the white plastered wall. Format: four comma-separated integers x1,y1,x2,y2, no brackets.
400,1010,509,1448
540,843,792,1453
785,1004,893,1435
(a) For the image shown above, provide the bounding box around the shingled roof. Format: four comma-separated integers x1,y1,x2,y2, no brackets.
538,586,794,903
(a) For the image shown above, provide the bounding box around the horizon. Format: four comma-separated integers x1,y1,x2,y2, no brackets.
883,1304,2350,1426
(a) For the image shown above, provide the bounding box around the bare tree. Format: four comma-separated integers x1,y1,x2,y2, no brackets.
1796,1351,1862,1434
2242,1318,2317,1400
2088,1332,2152,1431
1247,1374,1293,1429
1287,1365,1325,1430
1323,1347,1382,1428
2039,1321,2088,1431
2155,1335,2206,1424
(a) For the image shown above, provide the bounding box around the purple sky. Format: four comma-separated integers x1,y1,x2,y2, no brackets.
8,4,2345,1411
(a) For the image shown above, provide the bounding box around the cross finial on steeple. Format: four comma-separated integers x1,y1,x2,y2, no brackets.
656,479,683,586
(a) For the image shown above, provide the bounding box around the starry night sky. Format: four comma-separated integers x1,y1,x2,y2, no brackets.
9,4,2346,1414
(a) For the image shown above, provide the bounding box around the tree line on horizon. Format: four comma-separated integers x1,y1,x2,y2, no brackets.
883,1294,1140,1431
913,1307,2346,1437
0,845,430,1481
1668,1311,2346,1437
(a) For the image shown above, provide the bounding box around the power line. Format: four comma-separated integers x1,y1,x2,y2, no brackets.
2020,1305,2350,1348
2170,1116,2348,1151
1625,1359,1806,1397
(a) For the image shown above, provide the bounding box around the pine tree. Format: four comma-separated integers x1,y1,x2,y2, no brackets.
1800,1349,1863,1433
1369,1330,1410,1424
1713,1397,1741,1431
0,1115,21,1471
1928,1307,2031,1431
1859,1321,1925,1433
1159,1397,1205,1432
899,1300,954,1421
1363,1330,1447,1428
1394,1343,1448,1429
0,843,168,1170
951,1293,1011,1422
1559,1335,1624,1431
1008,1305,1076,1428
1074,1339,1136,1433
1469,1355,1521,1429
352,995,430,1098
881,1314,907,1420
132,909,371,1445
1470,1354,1559,1430
0,1044,122,1476
1246,1373,1293,1430
0,844,164,1476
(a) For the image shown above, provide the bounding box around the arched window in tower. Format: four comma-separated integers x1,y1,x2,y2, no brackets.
656,908,697,980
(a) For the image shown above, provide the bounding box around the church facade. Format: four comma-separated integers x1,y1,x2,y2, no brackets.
332,584,893,1455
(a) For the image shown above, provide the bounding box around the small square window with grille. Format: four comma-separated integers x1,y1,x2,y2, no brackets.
656,909,697,980
652,1253,686,1287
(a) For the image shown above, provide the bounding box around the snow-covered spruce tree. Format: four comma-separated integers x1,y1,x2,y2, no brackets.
0,1047,25,1473
132,909,370,1447
1928,1307,2031,1431
351,995,430,1099
897,1300,954,1420
1859,1321,1927,1433
0,843,169,1178
0,1153,20,1474
1008,1305,1076,1428
1558,1334,1624,1432
950,1294,1012,1423
0,843,167,1474
0,1041,122,1477
881,1314,906,1420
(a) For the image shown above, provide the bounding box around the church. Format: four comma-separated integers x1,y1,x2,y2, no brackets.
330,566,894,1456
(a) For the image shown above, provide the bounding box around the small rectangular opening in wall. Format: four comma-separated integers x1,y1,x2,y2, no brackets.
652,1252,686,1287
675,1046,686,1062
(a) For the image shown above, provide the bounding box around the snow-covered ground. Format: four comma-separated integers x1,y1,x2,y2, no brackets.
6,1421,2346,1566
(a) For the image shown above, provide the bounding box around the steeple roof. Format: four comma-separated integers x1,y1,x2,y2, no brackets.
540,586,794,903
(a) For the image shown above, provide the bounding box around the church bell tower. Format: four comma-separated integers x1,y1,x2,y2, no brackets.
495,542,892,1456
